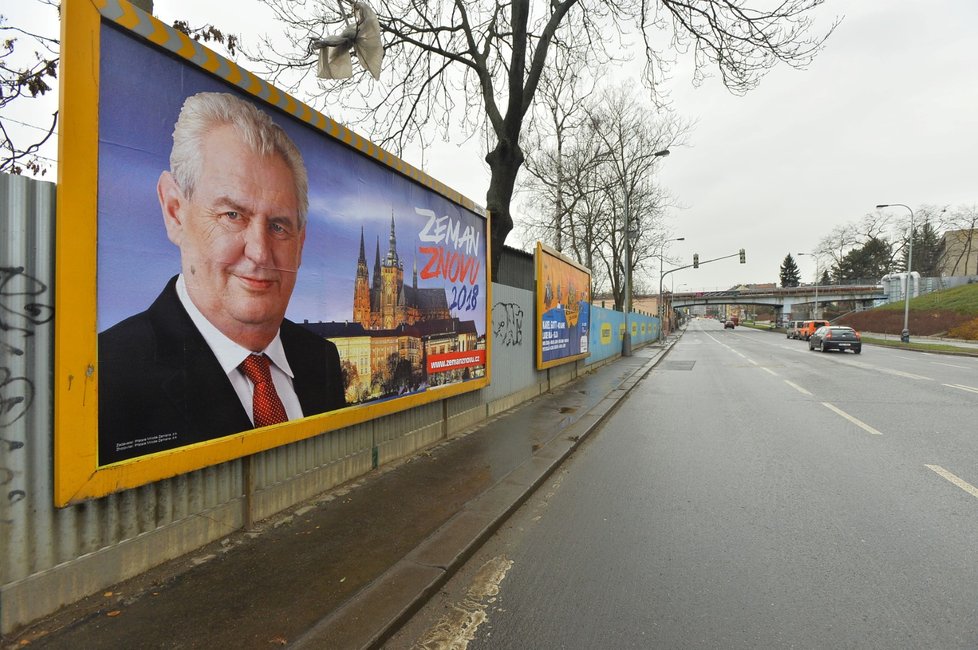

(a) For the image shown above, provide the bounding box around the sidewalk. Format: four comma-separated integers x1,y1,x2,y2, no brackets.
9,336,679,650
859,330,978,350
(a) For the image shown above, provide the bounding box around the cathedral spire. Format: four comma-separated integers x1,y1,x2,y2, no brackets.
385,213,400,268
373,236,382,290
358,226,366,263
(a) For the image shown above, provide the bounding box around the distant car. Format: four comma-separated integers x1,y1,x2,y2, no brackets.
809,326,861,353
797,319,831,341
786,320,804,339
724,320,735,329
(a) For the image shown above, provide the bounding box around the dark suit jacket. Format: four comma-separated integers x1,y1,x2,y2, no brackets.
98,276,346,465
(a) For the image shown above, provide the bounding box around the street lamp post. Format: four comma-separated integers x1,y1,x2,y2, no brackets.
658,237,686,340
621,148,671,357
797,252,820,319
876,203,915,342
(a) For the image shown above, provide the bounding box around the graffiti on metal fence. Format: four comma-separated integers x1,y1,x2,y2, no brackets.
1,266,54,352
492,302,524,347
1,266,53,522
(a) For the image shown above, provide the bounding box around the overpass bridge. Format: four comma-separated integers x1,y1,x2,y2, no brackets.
670,285,887,321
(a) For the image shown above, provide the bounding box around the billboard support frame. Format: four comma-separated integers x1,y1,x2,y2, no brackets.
54,0,491,506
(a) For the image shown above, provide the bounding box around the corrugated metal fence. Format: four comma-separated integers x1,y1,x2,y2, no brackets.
0,174,656,634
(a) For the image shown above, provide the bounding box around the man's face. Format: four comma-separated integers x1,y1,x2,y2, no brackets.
159,124,305,350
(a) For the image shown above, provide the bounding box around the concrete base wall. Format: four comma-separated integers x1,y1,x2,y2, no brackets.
1,498,243,633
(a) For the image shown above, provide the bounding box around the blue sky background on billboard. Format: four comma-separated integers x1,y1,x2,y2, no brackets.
8,0,978,291
95,23,486,334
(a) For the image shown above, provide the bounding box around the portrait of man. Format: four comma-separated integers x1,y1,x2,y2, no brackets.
98,91,346,465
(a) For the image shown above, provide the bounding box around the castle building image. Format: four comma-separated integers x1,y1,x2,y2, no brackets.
353,217,451,329
302,216,485,405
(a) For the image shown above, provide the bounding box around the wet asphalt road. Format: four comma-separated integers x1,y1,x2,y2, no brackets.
388,319,978,649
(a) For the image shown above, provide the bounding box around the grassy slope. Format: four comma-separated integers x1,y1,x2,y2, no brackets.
838,283,978,338
874,283,978,314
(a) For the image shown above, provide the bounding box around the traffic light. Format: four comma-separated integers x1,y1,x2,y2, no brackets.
693,253,699,268
739,248,746,264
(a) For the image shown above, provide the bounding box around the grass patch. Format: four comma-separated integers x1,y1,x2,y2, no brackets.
876,283,978,314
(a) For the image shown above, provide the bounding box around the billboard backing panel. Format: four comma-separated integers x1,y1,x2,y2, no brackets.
535,243,592,370
55,0,490,505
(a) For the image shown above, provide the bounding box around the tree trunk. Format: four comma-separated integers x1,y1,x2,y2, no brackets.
485,139,525,281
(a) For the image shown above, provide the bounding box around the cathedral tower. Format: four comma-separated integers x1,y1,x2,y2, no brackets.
352,227,371,325
380,215,404,329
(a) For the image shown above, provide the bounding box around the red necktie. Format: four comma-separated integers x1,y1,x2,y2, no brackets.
239,354,288,427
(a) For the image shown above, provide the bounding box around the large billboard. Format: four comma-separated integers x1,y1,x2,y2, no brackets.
535,243,591,369
55,0,489,505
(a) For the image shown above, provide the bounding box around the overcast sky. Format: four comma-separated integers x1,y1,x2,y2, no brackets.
9,0,977,292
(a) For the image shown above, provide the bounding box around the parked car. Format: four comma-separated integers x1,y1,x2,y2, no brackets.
786,320,804,339
797,320,831,340
809,326,862,353
724,320,735,329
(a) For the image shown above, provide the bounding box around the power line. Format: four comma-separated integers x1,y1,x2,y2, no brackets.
3,115,59,135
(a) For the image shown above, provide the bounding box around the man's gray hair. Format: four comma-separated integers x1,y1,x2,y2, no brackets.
169,92,309,227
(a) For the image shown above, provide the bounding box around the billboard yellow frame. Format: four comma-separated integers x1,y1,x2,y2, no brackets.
55,0,491,506
534,243,592,370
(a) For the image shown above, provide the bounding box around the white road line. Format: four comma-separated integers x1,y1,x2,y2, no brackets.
925,465,978,500
784,380,812,396
894,355,917,361
944,383,978,395
821,402,883,435
881,368,933,381
933,362,969,369
762,367,779,377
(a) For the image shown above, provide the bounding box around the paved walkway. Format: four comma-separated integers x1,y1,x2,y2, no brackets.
10,337,679,649
859,330,978,351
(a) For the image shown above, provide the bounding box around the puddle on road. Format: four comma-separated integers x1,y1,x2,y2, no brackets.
414,556,514,650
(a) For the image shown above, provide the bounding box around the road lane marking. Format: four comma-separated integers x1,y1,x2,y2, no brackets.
944,383,978,395
762,367,779,377
784,380,812,396
846,360,933,381
821,402,883,435
925,465,978,500
933,362,969,369
884,368,933,380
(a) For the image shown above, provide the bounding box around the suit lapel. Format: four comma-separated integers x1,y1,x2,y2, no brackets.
148,277,253,441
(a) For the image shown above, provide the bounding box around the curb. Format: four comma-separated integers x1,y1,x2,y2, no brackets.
292,336,681,649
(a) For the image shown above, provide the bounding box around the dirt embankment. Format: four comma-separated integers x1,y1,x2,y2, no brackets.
838,310,978,339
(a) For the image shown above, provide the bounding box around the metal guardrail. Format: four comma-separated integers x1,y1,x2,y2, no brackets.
672,285,885,300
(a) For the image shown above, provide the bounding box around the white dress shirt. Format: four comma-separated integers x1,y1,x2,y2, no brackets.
176,275,304,424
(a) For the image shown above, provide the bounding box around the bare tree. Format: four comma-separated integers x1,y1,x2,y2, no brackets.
519,83,686,308
1,0,238,176
249,0,837,278
814,223,858,279
520,45,596,253
586,85,687,309
1,1,59,176
813,204,962,281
